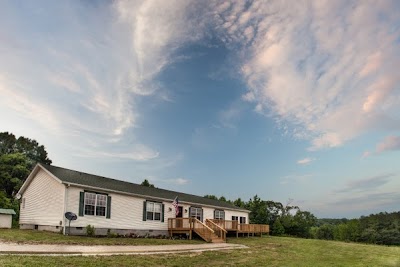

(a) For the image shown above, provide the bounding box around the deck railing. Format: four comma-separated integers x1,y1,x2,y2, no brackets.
206,219,227,241
210,219,238,230
168,218,216,242
168,218,269,239
168,218,192,229
211,219,269,234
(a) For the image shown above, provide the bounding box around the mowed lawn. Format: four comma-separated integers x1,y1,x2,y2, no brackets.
0,230,399,267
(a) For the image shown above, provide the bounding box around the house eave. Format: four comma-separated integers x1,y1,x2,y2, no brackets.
64,182,250,213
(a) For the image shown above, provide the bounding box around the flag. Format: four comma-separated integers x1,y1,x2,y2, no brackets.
172,196,179,216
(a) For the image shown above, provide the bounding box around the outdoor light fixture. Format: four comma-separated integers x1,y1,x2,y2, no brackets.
185,209,188,213
168,207,172,212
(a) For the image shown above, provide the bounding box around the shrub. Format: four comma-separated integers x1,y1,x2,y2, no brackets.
86,224,95,236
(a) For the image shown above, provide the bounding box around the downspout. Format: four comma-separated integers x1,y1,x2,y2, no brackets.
63,184,69,235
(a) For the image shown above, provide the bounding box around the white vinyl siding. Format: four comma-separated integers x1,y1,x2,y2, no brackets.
0,214,12,228
66,186,169,230
66,186,250,230
19,169,64,226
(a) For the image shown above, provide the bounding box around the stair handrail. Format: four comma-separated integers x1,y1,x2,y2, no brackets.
206,219,227,241
206,219,227,233
192,218,215,233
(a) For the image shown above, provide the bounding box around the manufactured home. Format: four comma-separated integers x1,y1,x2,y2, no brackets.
17,164,269,242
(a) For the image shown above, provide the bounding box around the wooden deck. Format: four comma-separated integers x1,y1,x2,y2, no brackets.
168,218,269,242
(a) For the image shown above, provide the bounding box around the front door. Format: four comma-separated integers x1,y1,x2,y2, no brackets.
176,206,183,228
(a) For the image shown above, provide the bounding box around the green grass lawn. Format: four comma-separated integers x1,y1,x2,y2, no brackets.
0,229,202,245
0,230,399,266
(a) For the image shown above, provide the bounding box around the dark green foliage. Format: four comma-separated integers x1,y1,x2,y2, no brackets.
140,179,155,188
86,224,95,236
315,224,335,240
314,212,400,245
0,132,52,227
272,218,285,235
233,197,245,208
0,153,30,197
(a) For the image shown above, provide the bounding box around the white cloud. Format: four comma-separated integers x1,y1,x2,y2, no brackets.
213,0,400,150
297,157,315,165
376,135,400,153
151,176,190,186
0,1,203,162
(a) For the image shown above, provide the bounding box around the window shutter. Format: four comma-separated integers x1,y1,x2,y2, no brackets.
79,192,84,216
189,207,192,218
222,211,225,220
213,210,216,219
143,201,147,221
161,204,165,222
106,196,111,219
200,208,203,222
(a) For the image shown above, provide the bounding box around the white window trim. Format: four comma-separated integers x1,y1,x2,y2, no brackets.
84,192,107,217
215,210,225,220
146,201,162,221
190,207,203,221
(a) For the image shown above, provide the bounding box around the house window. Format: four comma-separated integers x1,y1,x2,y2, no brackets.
232,216,238,221
214,210,225,220
84,192,107,216
146,202,162,221
190,207,203,221
240,216,246,224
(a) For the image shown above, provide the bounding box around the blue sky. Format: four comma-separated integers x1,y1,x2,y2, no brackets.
1,0,399,218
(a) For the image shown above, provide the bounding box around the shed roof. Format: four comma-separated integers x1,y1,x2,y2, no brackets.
0,209,16,215
40,164,249,212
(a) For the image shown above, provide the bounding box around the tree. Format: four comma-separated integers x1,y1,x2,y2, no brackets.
0,132,52,168
233,198,245,208
272,218,285,236
0,132,52,228
248,195,268,224
204,195,218,200
140,179,155,188
0,153,31,197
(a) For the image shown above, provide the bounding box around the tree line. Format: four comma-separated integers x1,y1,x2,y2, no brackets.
310,212,400,245
205,194,400,245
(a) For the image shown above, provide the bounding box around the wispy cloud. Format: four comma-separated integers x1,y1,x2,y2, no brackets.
335,173,395,193
148,176,190,186
376,135,400,153
212,0,400,150
362,135,400,158
297,157,315,165
305,173,400,217
0,1,204,162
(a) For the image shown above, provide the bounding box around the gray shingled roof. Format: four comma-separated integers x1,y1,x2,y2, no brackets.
40,164,248,212
0,209,16,215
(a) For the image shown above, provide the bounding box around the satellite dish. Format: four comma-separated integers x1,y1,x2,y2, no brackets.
65,212,77,221
64,212,77,235
15,193,21,200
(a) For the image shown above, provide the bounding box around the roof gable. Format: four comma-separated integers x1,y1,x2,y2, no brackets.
40,164,249,212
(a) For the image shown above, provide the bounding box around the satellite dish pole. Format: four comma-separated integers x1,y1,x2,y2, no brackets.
64,212,77,235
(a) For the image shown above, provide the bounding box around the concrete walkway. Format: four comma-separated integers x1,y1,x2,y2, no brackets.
0,241,248,256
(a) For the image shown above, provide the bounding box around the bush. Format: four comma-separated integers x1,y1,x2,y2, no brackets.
316,224,335,240
86,224,95,236
272,219,285,236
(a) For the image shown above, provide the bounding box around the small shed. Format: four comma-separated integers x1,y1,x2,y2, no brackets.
0,209,16,229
